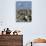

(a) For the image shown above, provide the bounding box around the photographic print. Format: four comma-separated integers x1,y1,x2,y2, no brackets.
16,1,32,22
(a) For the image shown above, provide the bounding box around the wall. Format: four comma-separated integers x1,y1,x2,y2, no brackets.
0,35,23,46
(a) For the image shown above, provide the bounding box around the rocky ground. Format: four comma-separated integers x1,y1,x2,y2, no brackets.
16,9,32,22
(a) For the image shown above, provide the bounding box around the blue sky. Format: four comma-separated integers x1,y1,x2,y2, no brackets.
16,1,32,9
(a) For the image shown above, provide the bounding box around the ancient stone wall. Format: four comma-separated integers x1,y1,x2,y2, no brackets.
0,35,23,46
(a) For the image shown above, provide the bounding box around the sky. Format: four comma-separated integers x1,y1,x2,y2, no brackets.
0,0,46,46
16,1,32,9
